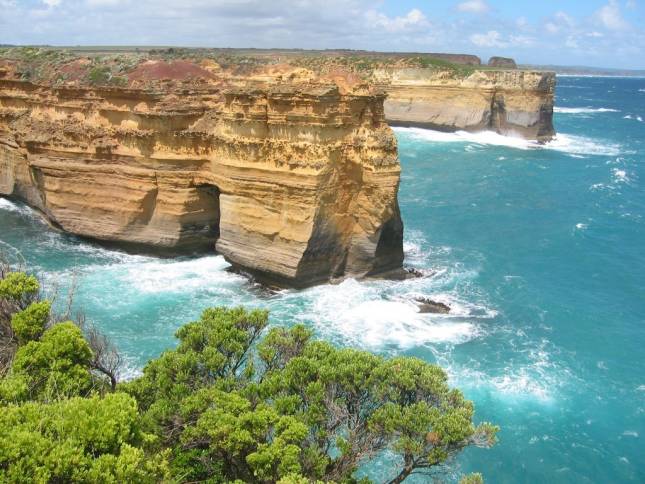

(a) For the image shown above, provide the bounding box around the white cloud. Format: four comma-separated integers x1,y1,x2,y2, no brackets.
554,11,575,27
626,0,637,9
86,0,128,6
366,8,428,33
0,0,643,69
457,0,489,14
509,35,535,47
545,22,559,34
469,30,534,49
565,36,579,49
470,30,506,47
544,11,575,34
516,17,528,29
595,0,629,30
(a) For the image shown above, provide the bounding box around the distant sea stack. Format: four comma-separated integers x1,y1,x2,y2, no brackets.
0,55,404,288
488,56,517,69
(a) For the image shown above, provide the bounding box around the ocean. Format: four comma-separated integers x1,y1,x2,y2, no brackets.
1,75,643,483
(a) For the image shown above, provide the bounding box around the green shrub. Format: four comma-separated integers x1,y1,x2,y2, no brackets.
0,270,497,482
0,272,39,301
0,393,169,482
124,307,498,482
88,66,112,85
7,322,94,402
11,300,51,344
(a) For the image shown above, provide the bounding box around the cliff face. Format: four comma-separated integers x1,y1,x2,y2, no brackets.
0,78,403,287
375,69,555,141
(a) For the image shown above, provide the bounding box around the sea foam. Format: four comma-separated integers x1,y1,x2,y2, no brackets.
296,278,482,350
0,197,34,216
394,127,623,157
115,255,244,295
554,107,620,114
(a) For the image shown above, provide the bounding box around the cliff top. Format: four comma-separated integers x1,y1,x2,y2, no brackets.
0,46,541,92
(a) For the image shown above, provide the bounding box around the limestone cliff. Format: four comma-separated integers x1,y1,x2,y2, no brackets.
0,48,557,288
0,76,403,287
374,68,555,141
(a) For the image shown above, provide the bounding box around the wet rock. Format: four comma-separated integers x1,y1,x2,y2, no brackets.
414,297,451,314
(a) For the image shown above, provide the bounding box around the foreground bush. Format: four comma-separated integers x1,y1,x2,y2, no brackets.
0,269,497,482
0,393,169,483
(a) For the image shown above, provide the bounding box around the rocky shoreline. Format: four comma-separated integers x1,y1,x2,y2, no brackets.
0,48,555,287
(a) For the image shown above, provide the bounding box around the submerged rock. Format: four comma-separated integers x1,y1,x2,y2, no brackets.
414,297,451,314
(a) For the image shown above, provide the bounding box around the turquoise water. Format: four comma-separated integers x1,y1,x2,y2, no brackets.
1,76,644,482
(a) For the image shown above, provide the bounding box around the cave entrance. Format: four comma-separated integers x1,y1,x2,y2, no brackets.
193,184,221,250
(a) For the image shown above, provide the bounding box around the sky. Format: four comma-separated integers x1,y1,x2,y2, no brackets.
1,0,644,69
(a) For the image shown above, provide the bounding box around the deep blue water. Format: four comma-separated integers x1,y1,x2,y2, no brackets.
1,76,644,482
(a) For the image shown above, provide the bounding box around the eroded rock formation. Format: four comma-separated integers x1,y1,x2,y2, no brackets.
374,68,555,141
0,76,403,287
0,48,557,287
488,57,517,69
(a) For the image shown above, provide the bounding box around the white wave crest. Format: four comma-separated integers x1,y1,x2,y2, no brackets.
394,127,623,156
489,374,553,402
116,255,244,294
448,345,564,404
0,197,34,215
296,279,482,350
543,134,622,156
612,168,631,183
554,107,619,114
394,127,534,149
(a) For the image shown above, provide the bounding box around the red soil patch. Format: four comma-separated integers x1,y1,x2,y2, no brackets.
59,59,91,81
128,60,217,82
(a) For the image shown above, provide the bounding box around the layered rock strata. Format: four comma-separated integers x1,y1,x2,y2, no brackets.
374,68,555,141
0,79,404,287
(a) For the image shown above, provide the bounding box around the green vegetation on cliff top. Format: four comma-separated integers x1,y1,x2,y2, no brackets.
0,46,506,86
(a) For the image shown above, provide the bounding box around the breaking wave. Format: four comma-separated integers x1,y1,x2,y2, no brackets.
554,107,620,114
0,197,34,216
623,114,643,122
394,127,623,157
298,281,482,350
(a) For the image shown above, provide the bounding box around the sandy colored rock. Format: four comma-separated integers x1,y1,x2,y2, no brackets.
374,68,555,141
0,78,403,287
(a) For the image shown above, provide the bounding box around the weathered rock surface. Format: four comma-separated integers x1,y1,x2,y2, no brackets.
413,297,451,314
488,57,517,69
0,48,558,288
374,68,555,141
0,77,404,287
